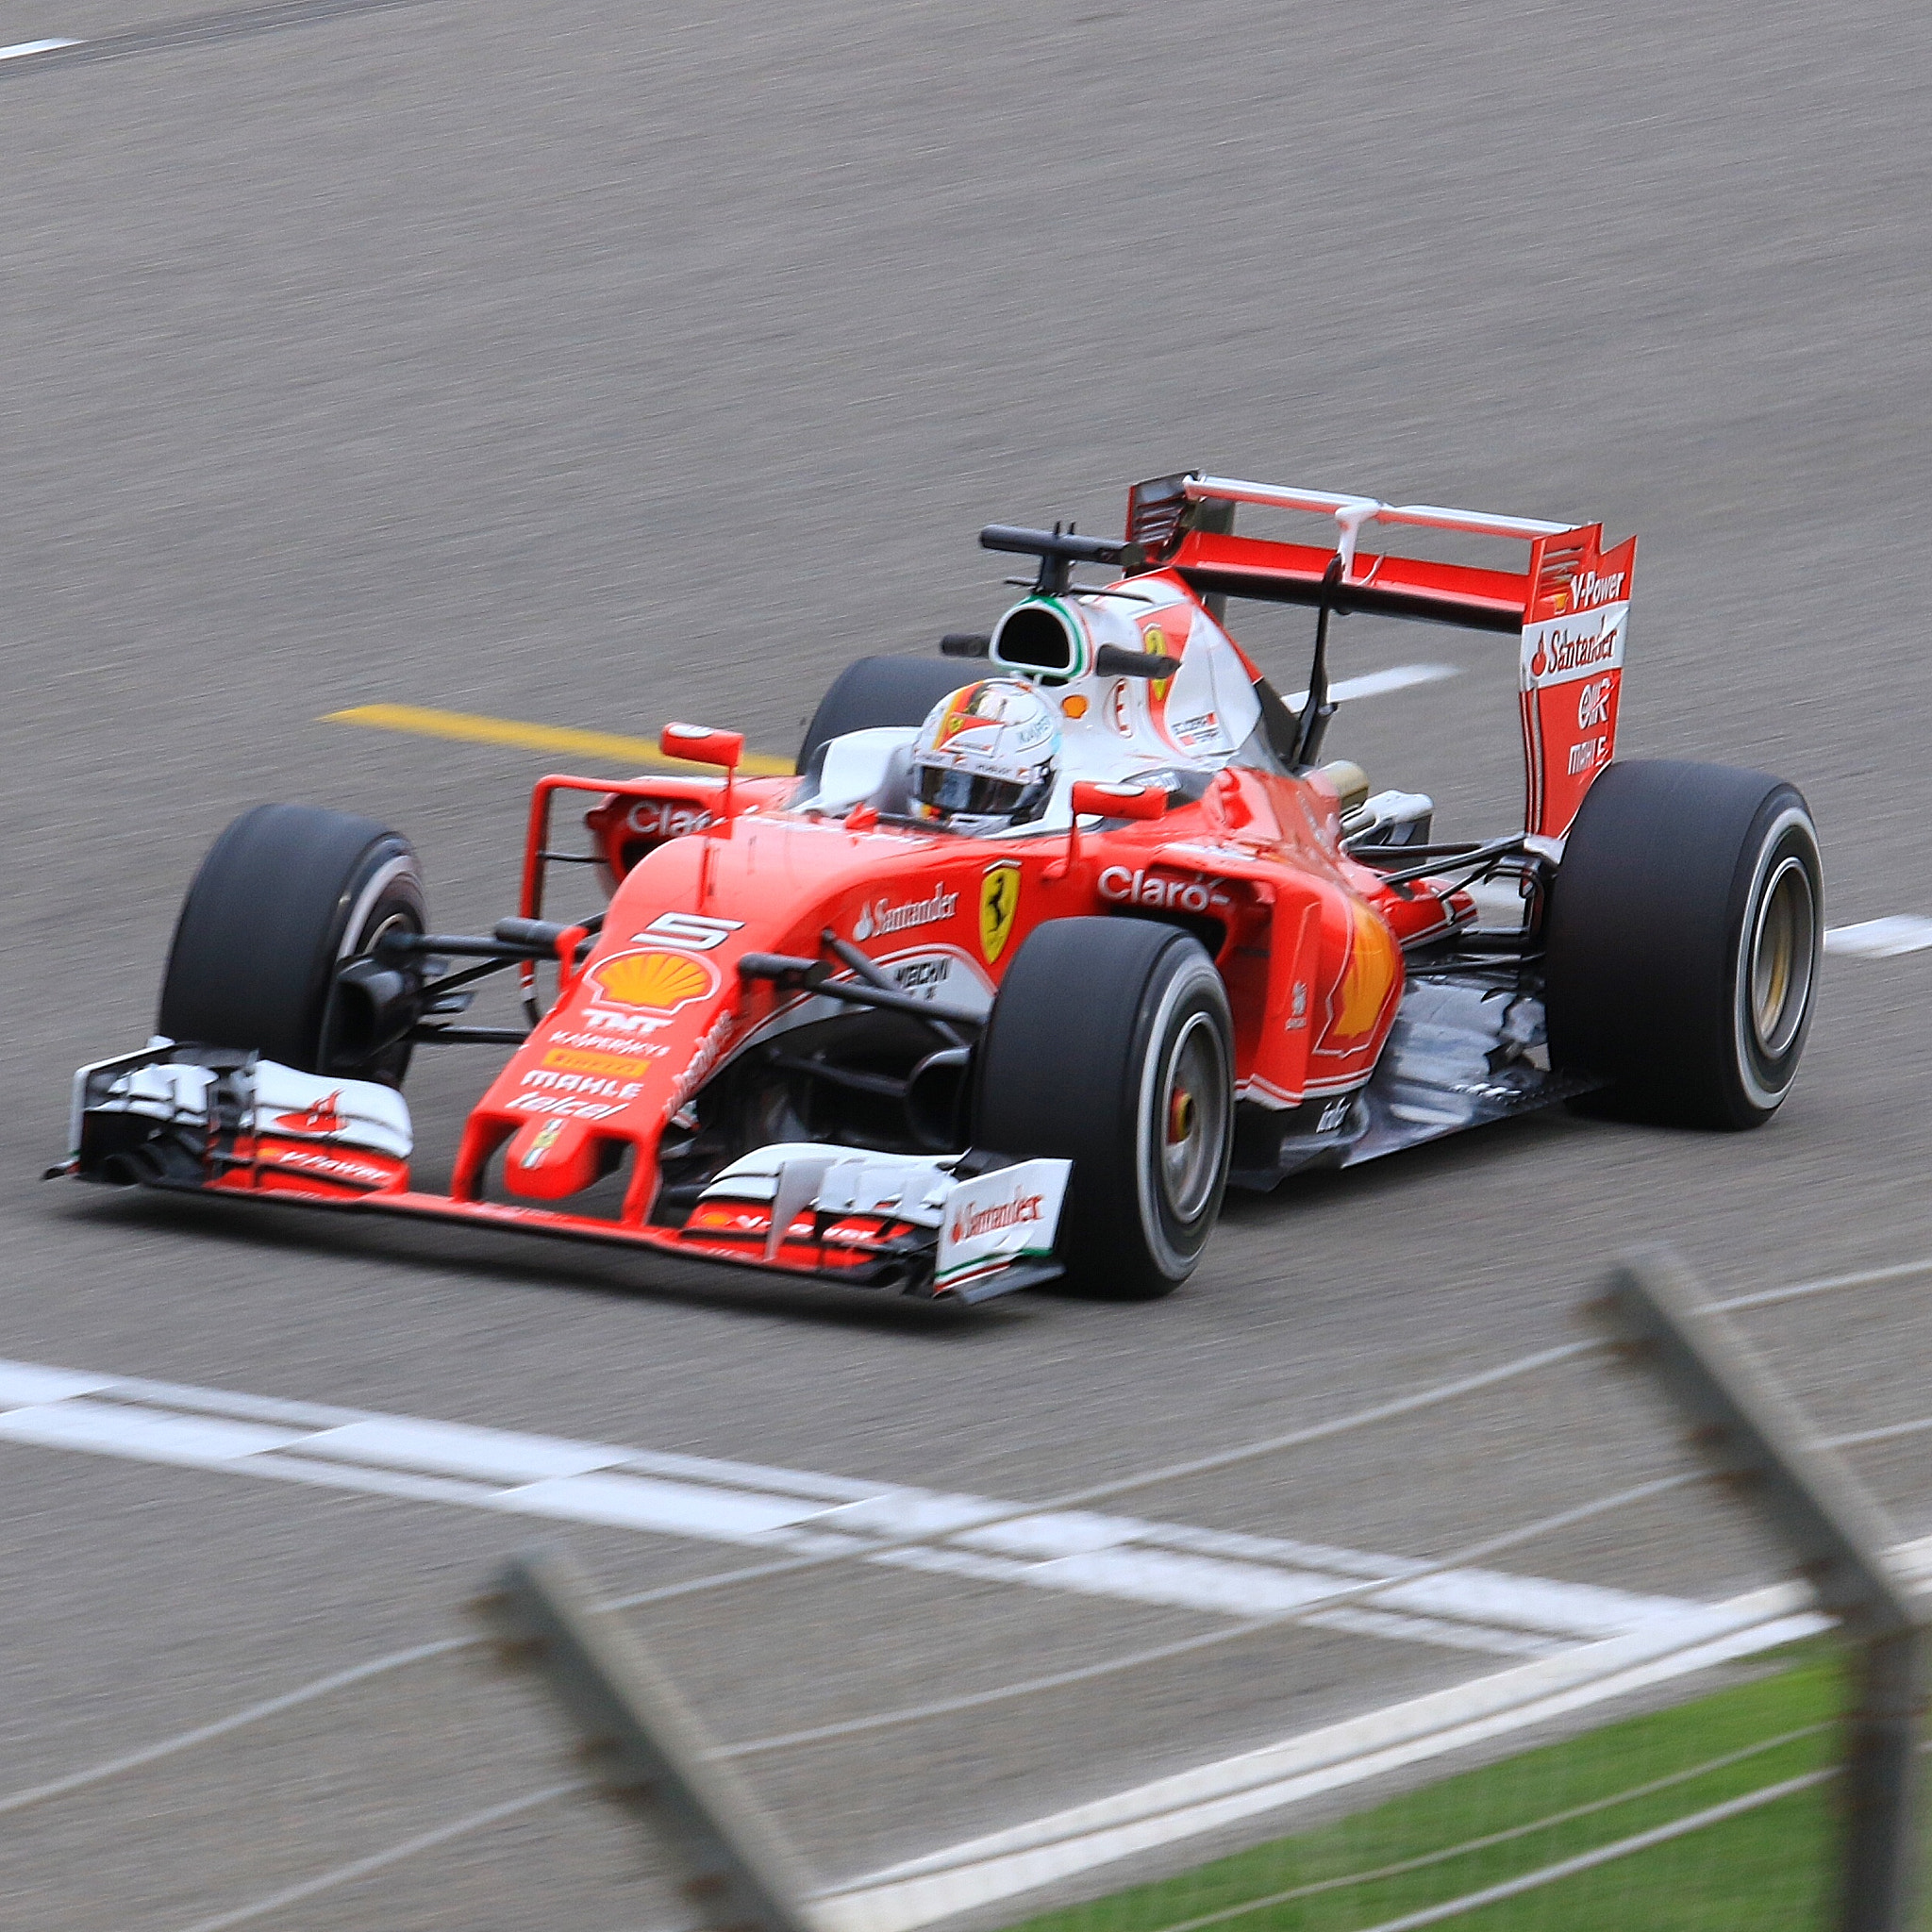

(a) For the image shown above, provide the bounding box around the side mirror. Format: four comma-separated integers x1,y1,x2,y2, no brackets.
1071,779,1169,821
1048,779,1170,884
660,723,745,770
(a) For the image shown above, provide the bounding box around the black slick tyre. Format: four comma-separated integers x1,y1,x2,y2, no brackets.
797,657,974,774
158,804,427,1085
974,917,1233,1299
1544,760,1821,1129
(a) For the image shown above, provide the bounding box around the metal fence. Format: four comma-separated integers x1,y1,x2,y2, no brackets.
3,1248,1927,1931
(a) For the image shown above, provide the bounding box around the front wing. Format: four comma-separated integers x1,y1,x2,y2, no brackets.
53,1046,1070,1306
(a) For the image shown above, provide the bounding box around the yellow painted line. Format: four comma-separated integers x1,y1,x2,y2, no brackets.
325,704,795,777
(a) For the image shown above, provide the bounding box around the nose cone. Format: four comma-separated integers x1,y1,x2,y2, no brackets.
502,1113,614,1199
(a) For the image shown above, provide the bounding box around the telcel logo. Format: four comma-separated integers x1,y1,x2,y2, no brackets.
1099,866,1222,914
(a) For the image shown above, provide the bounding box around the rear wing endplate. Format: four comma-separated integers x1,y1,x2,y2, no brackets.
1126,473,1637,841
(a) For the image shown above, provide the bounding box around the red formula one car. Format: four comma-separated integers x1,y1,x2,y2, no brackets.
54,474,1824,1302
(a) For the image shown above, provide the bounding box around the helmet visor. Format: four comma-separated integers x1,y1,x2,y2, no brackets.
914,763,1030,822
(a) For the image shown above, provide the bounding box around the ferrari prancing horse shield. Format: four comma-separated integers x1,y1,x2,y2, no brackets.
980,861,1021,964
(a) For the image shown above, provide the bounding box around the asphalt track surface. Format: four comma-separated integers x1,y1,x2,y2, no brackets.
6,2,1932,1926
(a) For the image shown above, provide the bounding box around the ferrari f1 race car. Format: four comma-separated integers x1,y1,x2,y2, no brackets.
54,474,1823,1303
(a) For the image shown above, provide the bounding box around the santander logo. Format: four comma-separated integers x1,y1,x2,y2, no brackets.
950,1189,1044,1245
854,885,958,941
1530,627,1620,679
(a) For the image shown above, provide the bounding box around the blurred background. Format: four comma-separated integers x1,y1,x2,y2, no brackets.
3,1,1930,1926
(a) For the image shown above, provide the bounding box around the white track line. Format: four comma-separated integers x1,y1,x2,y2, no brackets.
1286,668,1932,972
815,1585,1828,1932
1333,1766,1833,1932
172,1779,588,1932
1138,1722,1830,1932
0,1357,1701,1657
1285,663,1457,708
0,1637,473,1819
0,36,79,57
1823,915,1932,958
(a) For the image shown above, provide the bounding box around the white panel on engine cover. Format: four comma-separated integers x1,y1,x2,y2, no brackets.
697,1143,958,1228
245,1063,412,1160
934,1158,1070,1293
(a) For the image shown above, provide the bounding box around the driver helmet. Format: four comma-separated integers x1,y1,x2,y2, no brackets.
908,679,1060,835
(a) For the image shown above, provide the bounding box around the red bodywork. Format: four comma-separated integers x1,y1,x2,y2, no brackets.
161,477,1634,1294
204,743,1452,1274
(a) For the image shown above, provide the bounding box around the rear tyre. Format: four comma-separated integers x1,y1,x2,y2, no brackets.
974,918,1233,1299
797,657,974,774
158,804,427,1086
1544,760,1821,1129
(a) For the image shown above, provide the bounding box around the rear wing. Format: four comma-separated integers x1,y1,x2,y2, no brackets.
1125,473,1637,841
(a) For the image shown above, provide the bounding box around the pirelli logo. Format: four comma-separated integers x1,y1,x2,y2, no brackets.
542,1046,658,1081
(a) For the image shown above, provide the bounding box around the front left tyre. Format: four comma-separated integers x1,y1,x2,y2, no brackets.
158,803,426,1086
974,917,1234,1298
797,656,974,774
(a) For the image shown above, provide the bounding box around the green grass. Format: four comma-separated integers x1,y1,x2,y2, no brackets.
1008,1651,1856,1932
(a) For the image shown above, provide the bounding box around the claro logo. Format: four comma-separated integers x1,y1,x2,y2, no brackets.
1099,866,1224,914
950,1191,1044,1245
626,799,714,839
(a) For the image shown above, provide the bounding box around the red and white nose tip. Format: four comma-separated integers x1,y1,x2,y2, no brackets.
502,1114,613,1200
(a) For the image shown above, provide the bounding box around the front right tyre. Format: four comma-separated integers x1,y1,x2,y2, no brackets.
974,917,1234,1298
1544,760,1822,1128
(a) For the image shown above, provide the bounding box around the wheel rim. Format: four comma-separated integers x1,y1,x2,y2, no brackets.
360,908,417,955
1158,1012,1229,1224
1747,855,1816,1059
322,850,426,1080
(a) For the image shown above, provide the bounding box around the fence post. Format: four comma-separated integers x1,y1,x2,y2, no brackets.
476,1546,821,1932
1598,1246,1926,1932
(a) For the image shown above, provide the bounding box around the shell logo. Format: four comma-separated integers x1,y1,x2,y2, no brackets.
1328,902,1401,1045
588,948,719,1013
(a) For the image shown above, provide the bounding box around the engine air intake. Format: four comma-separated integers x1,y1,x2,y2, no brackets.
991,603,1077,677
